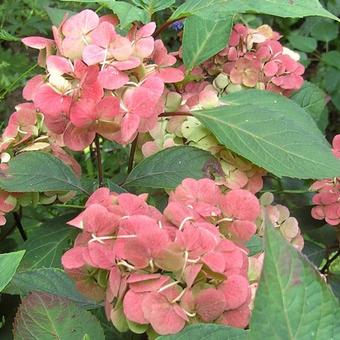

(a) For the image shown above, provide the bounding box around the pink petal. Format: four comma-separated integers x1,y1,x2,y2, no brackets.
120,113,140,143
61,247,86,269
96,96,120,120
134,37,154,59
158,68,184,83
63,123,96,151
22,36,54,49
62,9,99,37
47,56,73,75
136,22,156,39
70,98,97,128
219,274,249,310
195,288,226,322
90,21,116,48
82,45,106,65
123,290,149,324
142,292,186,335
98,67,129,90
22,75,43,101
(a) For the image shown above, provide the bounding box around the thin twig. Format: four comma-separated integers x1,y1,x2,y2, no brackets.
94,135,104,187
12,212,27,241
154,17,185,38
321,249,340,274
128,134,139,174
159,111,192,117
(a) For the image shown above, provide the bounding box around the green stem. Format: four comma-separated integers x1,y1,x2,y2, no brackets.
128,134,139,174
94,135,104,187
261,189,311,194
0,63,38,101
54,204,85,209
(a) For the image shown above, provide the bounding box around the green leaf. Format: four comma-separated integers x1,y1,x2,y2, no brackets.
194,90,340,179
104,1,149,28
322,51,340,71
302,240,325,267
170,0,339,22
291,81,327,131
249,222,340,339
246,235,264,256
182,15,233,70
4,268,97,309
0,250,25,292
0,152,86,194
44,6,75,26
132,0,175,14
288,35,317,53
157,324,247,339
124,146,214,189
18,214,78,270
310,20,339,42
0,29,20,42
13,292,105,340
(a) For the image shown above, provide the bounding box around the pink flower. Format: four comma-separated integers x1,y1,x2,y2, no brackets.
150,40,184,83
61,10,100,59
112,77,164,144
64,96,120,150
229,57,262,87
22,36,55,66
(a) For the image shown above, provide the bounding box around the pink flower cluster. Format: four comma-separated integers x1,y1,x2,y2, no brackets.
22,10,184,151
311,135,340,226
0,103,81,226
203,24,305,96
62,178,261,335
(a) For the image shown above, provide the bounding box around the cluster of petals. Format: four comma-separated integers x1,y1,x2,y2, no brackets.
202,24,305,96
62,178,261,335
257,192,304,250
311,135,340,226
21,10,184,151
0,101,81,226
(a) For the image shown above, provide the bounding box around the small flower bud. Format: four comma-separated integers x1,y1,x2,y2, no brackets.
213,73,230,90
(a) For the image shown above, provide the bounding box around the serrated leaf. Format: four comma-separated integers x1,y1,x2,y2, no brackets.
157,324,247,339
18,214,78,270
0,250,25,292
194,90,340,179
104,1,149,27
124,146,214,189
322,51,340,71
311,20,339,42
291,81,327,131
132,0,175,14
45,6,75,26
249,222,340,339
4,268,97,309
182,15,233,70
288,35,317,53
302,240,325,267
0,152,87,194
170,0,339,22
0,29,19,42
13,292,105,340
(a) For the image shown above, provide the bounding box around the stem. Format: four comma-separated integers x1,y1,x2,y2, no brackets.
54,204,85,209
154,17,185,38
12,212,27,241
321,249,340,274
94,135,104,187
128,134,139,174
0,64,38,101
260,189,311,194
159,111,192,117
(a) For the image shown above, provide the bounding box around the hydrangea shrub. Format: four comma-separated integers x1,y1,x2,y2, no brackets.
0,1,340,339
